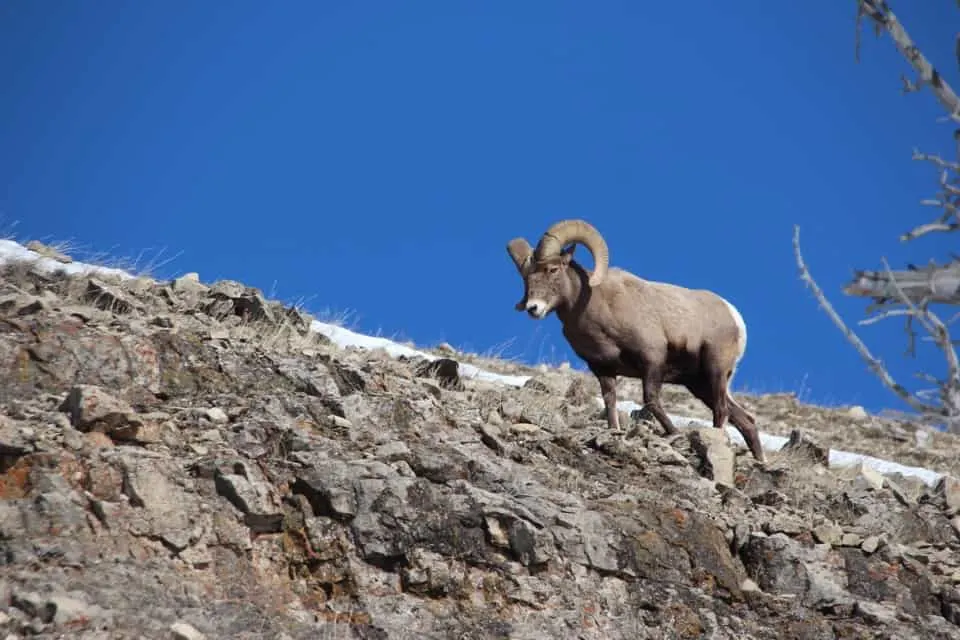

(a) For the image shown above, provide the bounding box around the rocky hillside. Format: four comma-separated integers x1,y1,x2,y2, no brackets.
3,244,960,639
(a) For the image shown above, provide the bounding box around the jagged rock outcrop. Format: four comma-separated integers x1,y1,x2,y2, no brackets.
2,253,960,638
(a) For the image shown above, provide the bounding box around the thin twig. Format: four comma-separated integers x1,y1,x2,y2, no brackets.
901,221,960,242
914,150,960,172
858,308,915,326
792,225,937,414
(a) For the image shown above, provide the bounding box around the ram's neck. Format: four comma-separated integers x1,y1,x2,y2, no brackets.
555,262,591,323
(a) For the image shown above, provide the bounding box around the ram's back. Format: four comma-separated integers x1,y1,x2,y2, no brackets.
592,268,739,359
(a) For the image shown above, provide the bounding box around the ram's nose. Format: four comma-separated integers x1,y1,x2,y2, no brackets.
525,300,547,319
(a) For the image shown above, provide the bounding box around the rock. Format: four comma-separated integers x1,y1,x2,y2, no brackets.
213,460,281,531
884,477,914,506
846,405,868,420
564,377,595,404
741,578,760,593
477,424,506,455
25,240,73,263
841,533,863,547
688,428,735,487
59,385,133,431
764,512,808,536
861,535,882,554
10,590,55,622
374,441,410,462
508,422,540,436
0,293,47,316
120,455,201,551
413,357,463,391
58,385,163,443
934,474,960,513
942,587,960,626
523,372,571,397
852,462,886,491
204,407,229,424
0,416,33,461
435,342,456,355
171,272,206,294
329,415,352,431
115,413,167,444
9,590,106,628
205,280,275,324
779,429,829,466
740,533,850,607
171,621,206,640
208,327,230,341
85,277,139,314
812,522,843,546
47,594,104,626
853,600,898,625
484,515,510,548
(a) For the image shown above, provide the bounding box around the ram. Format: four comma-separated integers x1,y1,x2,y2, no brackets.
506,219,765,462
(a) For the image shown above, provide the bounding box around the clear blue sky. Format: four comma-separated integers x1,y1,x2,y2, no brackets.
2,1,958,417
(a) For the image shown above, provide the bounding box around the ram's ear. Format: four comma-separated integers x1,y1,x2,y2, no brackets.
560,244,575,266
506,238,533,276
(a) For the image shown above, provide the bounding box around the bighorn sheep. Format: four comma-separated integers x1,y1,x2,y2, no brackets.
506,219,765,462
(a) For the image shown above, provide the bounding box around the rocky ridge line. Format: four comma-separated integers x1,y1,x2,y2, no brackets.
1,243,960,638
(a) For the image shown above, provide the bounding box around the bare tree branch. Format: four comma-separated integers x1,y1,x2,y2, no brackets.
843,259,960,305
854,1,960,244
914,150,960,173
792,225,938,414
799,222,960,429
856,0,960,123
878,257,960,387
848,252,960,423
798,1,960,432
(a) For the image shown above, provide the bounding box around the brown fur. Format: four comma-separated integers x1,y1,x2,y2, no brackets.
514,246,765,462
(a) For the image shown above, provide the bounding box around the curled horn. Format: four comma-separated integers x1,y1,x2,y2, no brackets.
506,238,533,276
534,219,609,286
506,237,533,310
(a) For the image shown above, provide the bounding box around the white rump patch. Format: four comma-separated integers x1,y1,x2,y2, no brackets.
719,297,748,389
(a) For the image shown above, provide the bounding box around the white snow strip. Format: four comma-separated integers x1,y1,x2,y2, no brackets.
0,239,947,486
310,320,532,387
609,400,943,486
0,239,134,281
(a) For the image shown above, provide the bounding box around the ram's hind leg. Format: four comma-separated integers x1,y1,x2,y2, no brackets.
686,371,729,432
689,372,764,462
728,395,765,463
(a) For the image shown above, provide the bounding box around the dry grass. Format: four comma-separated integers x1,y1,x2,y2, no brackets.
3,222,181,280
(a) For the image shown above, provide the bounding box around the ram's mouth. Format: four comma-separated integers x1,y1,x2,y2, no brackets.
524,300,549,319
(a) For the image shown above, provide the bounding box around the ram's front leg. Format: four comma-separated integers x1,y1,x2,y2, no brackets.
641,366,678,436
591,365,621,432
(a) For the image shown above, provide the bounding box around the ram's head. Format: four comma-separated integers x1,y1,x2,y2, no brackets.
506,219,609,319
